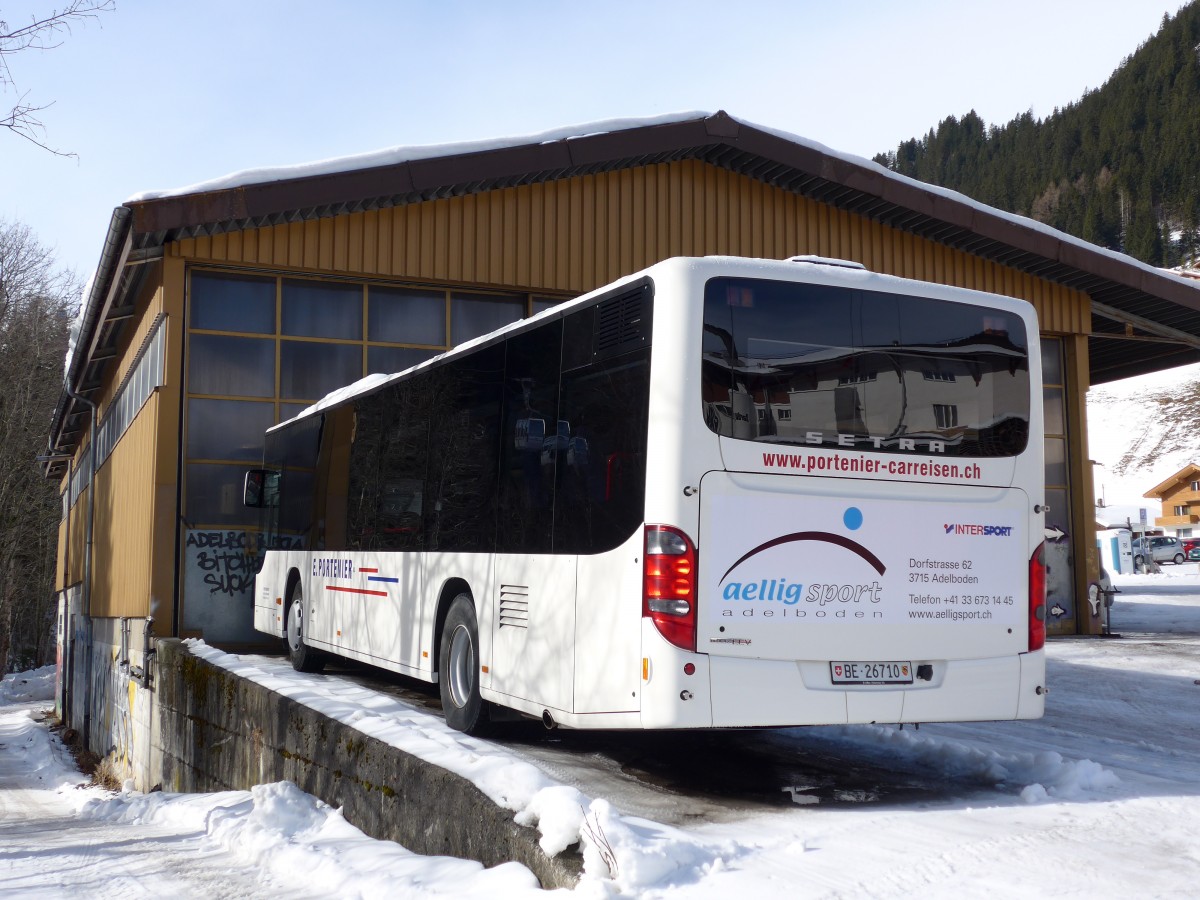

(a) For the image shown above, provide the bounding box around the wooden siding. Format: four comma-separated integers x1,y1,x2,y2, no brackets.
96,270,165,417
168,159,1090,335
59,273,171,607
89,394,160,618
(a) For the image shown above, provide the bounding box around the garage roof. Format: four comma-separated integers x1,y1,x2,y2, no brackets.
48,110,1200,476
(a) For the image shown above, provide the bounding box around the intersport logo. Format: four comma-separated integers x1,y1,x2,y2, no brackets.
943,523,1014,537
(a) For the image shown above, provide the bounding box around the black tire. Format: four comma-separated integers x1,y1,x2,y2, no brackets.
439,593,488,734
285,581,325,673
1174,553,1185,565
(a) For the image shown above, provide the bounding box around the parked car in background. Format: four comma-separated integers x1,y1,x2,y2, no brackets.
1188,546,1200,561
1183,538,1200,555
1133,535,1187,566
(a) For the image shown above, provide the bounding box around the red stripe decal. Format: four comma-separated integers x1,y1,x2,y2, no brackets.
358,568,379,573
326,586,388,597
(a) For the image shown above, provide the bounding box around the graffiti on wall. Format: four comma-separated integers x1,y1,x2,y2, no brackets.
186,529,260,598
183,529,302,641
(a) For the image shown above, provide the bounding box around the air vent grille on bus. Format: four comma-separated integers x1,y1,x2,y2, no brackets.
498,584,530,629
594,284,650,358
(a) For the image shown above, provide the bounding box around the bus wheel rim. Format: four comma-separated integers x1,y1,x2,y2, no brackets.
448,624,473,708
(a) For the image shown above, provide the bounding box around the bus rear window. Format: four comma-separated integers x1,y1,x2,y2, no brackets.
701,277,1030,457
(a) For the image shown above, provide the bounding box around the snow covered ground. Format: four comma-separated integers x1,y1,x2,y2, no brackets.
2,573,1199,898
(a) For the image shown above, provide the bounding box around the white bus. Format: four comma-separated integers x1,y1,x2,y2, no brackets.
245,255,1047,735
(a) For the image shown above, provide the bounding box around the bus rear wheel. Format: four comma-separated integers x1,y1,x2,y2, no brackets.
286,582,325,673
439,593,488,734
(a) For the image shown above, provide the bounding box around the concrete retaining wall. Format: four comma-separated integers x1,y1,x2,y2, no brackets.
153,639,582,889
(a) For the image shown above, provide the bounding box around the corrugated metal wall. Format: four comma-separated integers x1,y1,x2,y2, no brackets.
88,397,159,617
58,277,168,616
169,159,1089,334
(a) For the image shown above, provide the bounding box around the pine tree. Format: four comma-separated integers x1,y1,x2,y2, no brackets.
875,2,1200,267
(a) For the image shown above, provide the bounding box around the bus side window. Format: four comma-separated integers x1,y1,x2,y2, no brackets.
499,322,563,555
342,379,433,552
556,304,650,555
426,347,504,553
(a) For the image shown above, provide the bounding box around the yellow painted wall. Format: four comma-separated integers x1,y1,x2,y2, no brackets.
169,159,1089,335
90,397,159,617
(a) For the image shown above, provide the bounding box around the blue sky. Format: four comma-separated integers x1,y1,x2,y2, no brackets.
1,0,1187,282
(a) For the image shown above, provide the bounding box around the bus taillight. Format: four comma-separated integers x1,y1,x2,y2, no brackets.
1029,542,1046,651
644,525,697,652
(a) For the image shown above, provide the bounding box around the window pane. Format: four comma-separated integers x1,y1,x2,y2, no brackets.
368,346,438,376
185,463,259,528
369,287,446,345
282,279,363,339
1045,436,1068,488
186,399,275,462
701,277,1030,458
1044,386,1065,435
498,322,563,554
1041,337,1063,384
278,403,310,424
280,340,363,400
556,325,651,554
532,296,563,315
451,293,523,345
191,271,276,333
345,382,431,552
189,334,275,397
426,346,505,552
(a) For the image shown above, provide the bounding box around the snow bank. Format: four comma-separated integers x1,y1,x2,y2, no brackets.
183,641,746,892
77,781,543,899
0,665,56,705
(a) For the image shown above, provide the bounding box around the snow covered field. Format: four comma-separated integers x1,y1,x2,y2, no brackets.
2,572,1198,898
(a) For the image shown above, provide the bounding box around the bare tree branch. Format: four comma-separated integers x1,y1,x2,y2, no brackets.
0,1,115,156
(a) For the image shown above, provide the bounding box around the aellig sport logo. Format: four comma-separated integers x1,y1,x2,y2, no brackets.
717,507,885,619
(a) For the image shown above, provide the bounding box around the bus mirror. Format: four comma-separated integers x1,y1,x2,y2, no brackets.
244,469,278,508
244,470,266,507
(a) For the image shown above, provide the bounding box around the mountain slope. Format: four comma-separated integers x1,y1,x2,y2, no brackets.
875,3,1200,268
1087,362,1200,506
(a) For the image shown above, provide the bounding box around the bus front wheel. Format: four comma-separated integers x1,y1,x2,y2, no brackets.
439,593,488,734
286,582,325,673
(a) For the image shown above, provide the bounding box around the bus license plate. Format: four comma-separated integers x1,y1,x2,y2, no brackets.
830,661,914,685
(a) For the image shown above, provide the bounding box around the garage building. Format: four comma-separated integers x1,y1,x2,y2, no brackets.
45,111,1200,782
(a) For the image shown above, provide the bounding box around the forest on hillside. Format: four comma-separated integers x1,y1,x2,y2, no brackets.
873,3,1200,268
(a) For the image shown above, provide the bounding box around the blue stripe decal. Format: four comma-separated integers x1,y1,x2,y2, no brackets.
367,576,400,583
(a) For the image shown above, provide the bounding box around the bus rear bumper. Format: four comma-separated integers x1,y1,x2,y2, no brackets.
701,650,1045,727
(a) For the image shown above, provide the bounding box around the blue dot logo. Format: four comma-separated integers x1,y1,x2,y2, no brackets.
843,507,863,530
